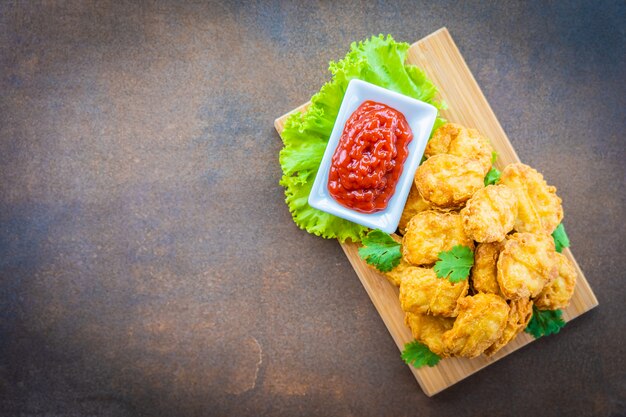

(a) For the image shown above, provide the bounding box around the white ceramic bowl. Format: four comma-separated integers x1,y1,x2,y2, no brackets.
308,79,437,233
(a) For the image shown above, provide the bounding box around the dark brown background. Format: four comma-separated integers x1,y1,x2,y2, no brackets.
1,1,625,416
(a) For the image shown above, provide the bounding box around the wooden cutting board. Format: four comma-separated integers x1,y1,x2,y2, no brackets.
274,27,598,397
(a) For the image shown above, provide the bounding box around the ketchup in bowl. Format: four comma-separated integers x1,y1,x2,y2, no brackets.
327,100,414,213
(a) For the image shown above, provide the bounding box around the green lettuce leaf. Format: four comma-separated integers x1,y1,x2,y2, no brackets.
279,34,445,242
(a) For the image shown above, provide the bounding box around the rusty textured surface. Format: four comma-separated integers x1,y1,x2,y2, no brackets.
0,1,625,416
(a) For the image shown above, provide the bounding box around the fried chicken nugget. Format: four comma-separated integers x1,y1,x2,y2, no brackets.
484,297,533,356
425,123,494,175
497,233,558,300
442,293,510,358
498,163,563,235
461,185,518,242
384,258,417,287
405,312,455,357
415,154,484,209
399,267,469,317
534,252,577,310
398,183,431,235
471,241,505,295
402,210,474,266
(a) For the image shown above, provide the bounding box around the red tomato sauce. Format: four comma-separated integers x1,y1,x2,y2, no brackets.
328,100,413,213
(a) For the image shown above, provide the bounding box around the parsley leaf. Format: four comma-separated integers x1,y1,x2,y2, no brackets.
434,245,474,283
525,306,566,339
357,229,402,272
401,340,441,368
484,166,501,186
491,151,498,164
552,223,570,253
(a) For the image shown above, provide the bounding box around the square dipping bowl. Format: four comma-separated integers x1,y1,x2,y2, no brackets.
308,79,438,233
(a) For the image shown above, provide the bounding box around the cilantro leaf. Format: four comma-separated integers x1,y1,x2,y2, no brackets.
401,340,441,368
434,245,474,283
279,35,444,242
358,229,402,272
525,306,566,339
552,223,570,253
491,151,498,164
484,166,501,186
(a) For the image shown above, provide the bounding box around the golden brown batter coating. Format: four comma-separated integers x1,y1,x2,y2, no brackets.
415,154,484,209
534,252,577,310
484,297,533,356
384,258,417,287
497,233,558,300
498,163,563,235
402,210,474,266
471,241,505,295
405,312,455,357
442,293,510,358
461,185,518,243
399,267,469,317
398,183,431,235
425,123,494,175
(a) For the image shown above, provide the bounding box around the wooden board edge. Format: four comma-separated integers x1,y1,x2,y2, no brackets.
339,239,599,397
274,103,309,131
407,28,522,165
416,26,450,44
563,247,599,308
424,296,599,396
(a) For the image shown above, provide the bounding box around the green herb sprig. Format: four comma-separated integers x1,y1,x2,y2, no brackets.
434,245,474,283
358,229,402,272
401,340,441,368
525,306,566,339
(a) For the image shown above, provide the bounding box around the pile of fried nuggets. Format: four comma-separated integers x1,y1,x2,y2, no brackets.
386,123,577,359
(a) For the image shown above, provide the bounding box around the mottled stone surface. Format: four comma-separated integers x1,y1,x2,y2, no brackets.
0,1,624,416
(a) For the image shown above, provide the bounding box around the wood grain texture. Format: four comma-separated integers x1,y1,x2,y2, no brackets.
274,27,598,397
